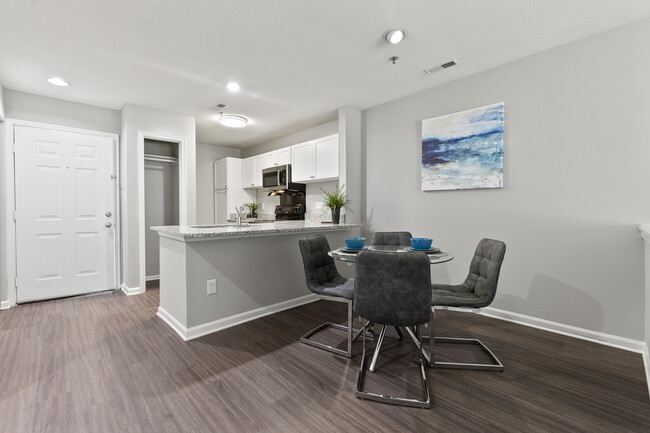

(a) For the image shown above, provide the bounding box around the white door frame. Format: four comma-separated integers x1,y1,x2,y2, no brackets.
137,131,186,293
2,119,120,308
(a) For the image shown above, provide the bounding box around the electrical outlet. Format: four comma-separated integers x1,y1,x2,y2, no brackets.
207,279,217,295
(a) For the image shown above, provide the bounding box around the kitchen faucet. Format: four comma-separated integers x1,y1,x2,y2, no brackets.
234,206,243,226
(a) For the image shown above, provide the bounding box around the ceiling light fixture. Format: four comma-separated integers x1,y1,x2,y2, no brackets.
383,29,406,44
226,81,240,92
46,76,70,87
218,113,248,128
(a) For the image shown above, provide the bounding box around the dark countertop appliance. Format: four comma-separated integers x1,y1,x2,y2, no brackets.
273,183,306,221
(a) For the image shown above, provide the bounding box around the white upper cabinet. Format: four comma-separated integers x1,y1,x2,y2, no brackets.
291,134,339,183
259,151,277,171
242,156,258,188
291,141,315,182
314,134,339,180
277,147,291,165
214,158,228,190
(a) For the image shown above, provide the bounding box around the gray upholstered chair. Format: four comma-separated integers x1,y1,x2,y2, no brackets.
427,238,506,371
298,235,362,358
369,231,413,341
354,250,432,408
370,231,413,247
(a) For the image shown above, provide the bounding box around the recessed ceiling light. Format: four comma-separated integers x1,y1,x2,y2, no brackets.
46,77,70,87
383,29,406,44
226,82,241,92
218,114,248,128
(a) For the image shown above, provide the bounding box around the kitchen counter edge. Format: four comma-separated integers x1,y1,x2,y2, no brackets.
151,222,361,241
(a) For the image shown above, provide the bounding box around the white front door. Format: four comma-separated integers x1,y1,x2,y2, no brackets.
14,125,117,302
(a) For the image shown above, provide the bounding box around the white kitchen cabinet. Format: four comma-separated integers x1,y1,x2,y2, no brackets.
291,141,315,182
214,157,256,223
242,146,292,188
291,134,339,183
314,134,339,179
242,156,259,188
259,151,277,172
277,147,291,165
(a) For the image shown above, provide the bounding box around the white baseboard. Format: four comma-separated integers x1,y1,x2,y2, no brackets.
120,283,144,296
0,299,12,309
145,275,160,282
481,307,647,353
157,294,318,341
156,306,189,340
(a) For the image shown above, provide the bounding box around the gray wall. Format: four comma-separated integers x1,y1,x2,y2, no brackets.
196,143,241,224
364,18,650,340
3,89,120,133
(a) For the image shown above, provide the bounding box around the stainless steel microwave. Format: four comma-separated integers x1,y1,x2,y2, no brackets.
262,164,291,190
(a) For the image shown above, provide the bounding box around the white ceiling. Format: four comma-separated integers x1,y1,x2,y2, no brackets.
2,0,650,148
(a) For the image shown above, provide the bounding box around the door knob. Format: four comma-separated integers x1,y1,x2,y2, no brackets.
105,222,112,228
105,211,112,217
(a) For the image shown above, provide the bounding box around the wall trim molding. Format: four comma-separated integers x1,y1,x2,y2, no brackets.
0,299,12,310
482,307,646,353
145,275,160,282
157,294,318,341
120,283,144,296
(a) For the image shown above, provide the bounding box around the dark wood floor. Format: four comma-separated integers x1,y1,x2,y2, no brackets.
0,284,649,433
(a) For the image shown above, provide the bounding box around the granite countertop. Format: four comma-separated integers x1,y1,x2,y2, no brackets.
151,221,360,241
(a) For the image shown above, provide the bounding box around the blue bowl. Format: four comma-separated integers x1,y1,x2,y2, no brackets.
410,238,433,250
345,237,366,250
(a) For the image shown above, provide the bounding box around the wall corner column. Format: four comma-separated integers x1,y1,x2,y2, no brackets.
338,107,362,224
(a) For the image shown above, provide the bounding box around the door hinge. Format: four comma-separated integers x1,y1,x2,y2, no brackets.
14,277,18,288
13,210,16,221
12,141,16,154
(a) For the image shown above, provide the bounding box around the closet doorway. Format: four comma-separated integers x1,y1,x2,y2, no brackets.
144,139,179,282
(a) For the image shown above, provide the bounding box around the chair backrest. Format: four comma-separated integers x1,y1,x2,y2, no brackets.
464,238,506,305
298,235,341,293
354,250,431,327
371,231,413,247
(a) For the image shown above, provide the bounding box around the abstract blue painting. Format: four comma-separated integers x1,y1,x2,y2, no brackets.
421,102,504,191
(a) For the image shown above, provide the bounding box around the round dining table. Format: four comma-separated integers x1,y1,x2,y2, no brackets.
328,244,454,264
328,243,452,369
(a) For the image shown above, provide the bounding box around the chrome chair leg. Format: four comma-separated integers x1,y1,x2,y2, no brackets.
356,323,431,409
300,296,366,358
369,325,387,372
422,308,504,371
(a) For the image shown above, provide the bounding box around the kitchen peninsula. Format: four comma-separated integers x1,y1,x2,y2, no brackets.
151,221,360,340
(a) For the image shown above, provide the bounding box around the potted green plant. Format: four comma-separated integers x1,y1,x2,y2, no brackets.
245,202,261,218
320,184,350,224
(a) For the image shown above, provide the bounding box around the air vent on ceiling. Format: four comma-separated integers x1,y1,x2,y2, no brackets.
423,59,458,75
211,103,227,110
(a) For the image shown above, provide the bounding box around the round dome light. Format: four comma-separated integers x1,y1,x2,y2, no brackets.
218,114,248,128
384,29,406,44
226,81,241,92
46,76,70,87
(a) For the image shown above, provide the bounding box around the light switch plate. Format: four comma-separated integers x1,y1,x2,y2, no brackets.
207,279,217,295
